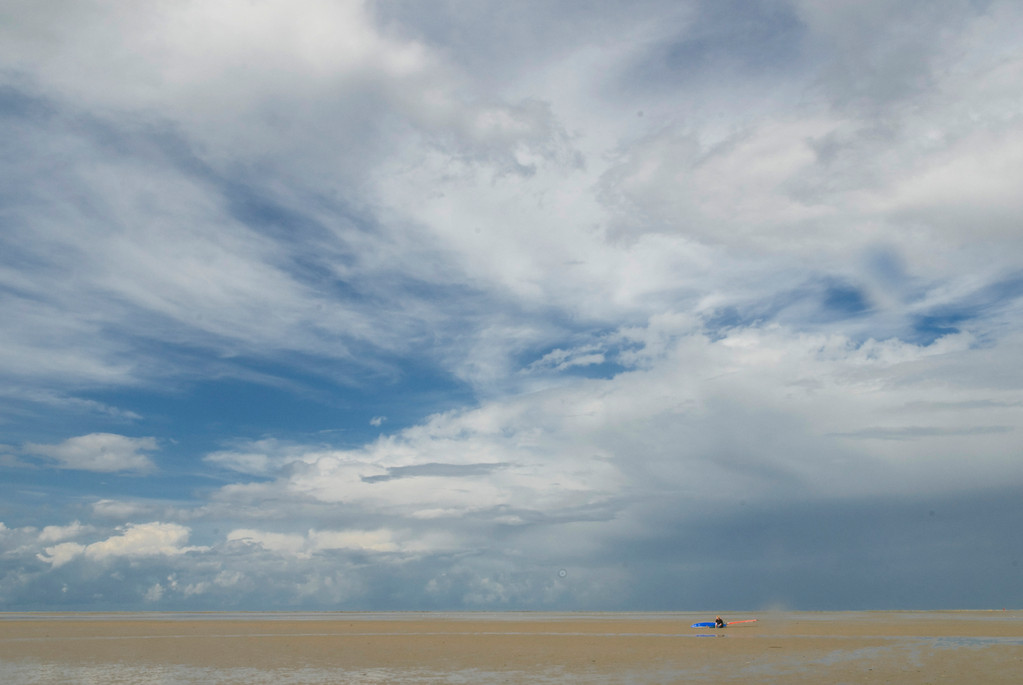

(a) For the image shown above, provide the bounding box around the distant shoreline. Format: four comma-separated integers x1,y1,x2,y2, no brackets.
0,608,1016,617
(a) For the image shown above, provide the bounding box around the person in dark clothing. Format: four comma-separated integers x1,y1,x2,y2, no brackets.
714,616,726,628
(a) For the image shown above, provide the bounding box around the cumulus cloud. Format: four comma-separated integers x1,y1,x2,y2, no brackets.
35,542,85,569
38,521,93,544
36,522,206,568
25,434,157,472
144,583,164,603
84,522,204,560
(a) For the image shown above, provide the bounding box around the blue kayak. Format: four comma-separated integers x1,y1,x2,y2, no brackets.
691,619,757,628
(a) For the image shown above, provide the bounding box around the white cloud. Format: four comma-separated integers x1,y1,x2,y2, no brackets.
144,583,164,603
38,521,92,544
214,570,243,588
527,346,607,373
0,387,141,422
226,530,308,558
25,434,157,473
0,0,564,195
2,0,1018,408
308,529,399,553
880,125,1023,236
0,1,424,120
36,522,206,568
84,522,202,561
36,542,85,569
226,527,402,558
183,582,209,597
204,450,273,477
91,499,153,520
208,322,1023,532
3,0,1023,612
204,438,330,476
0,0,576,403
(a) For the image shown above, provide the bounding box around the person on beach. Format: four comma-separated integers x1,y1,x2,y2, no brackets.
714,616,726,628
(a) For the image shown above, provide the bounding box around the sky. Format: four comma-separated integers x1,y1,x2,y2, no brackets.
1,0,1022,612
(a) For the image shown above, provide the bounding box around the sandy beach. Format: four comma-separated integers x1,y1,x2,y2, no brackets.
1,611,1020,683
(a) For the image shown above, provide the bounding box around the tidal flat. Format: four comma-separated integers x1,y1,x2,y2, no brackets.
1,610,1020,683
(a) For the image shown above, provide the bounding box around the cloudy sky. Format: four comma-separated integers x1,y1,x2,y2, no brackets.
2,0,1022,611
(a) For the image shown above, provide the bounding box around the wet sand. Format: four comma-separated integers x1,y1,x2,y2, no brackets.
1,611,1020,683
